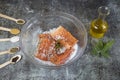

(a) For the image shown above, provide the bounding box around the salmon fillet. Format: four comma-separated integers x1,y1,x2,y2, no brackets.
35,26,78,65
50,48,74,65
50,26,78,49
35,34,56,61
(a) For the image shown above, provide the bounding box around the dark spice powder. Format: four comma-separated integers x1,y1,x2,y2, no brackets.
12,56,19,62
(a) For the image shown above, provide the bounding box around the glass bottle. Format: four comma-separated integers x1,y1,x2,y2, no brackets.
90,6,110,38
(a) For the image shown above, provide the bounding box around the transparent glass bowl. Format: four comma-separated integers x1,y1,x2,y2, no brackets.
20,12,87,68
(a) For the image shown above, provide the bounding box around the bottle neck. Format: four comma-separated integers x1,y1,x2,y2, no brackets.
97,6,110,21
98,14,106,20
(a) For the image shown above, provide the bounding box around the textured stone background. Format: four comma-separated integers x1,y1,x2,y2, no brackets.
0,0,120,80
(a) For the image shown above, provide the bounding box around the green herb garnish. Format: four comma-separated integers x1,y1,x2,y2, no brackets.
91,40,114,58
55,40,63,50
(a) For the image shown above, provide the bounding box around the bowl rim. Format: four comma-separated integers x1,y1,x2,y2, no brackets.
20,11,88,68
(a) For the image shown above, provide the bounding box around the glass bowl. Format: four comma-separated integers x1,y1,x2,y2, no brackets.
20,12,87,68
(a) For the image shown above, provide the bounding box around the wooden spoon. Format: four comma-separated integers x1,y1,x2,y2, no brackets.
0,55,22,69
0,36,19,43
0,47,20,56
0,13,25,24
0,27,20,34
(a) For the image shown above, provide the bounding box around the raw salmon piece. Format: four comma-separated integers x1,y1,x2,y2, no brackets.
35,26,78,65
50,26,78,49
50,48,74,65
35,34,56,61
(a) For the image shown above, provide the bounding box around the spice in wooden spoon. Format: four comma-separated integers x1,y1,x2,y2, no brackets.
0,47,20,56
0,36,19,43
10,29,20,34
0,13,25,24
0,27,20,35
0,55,22,69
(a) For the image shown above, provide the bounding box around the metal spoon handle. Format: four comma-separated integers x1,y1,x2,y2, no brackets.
0,13,17,21
0,27,11,31
0,50,9,55
0,61,11,69
0,38,10,42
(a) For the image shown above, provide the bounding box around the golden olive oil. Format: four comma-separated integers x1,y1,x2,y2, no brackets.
90,6,110,38
90,19,108,38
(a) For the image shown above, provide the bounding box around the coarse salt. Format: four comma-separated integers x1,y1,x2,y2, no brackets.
43,28,56,34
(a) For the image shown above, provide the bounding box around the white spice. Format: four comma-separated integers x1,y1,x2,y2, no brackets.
10,36,20,43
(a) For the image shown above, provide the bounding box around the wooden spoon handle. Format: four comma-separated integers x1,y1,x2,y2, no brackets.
0,38,10,42
0,13,17,21
0,27,11,31
0,61,11,69
0,50,9,56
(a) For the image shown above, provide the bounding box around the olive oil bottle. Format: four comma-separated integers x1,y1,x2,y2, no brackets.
90,6,110,38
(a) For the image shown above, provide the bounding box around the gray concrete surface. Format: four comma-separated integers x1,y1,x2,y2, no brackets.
0,0,120,80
